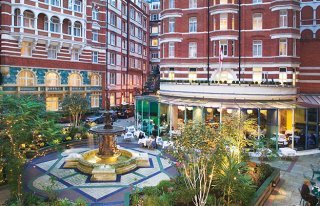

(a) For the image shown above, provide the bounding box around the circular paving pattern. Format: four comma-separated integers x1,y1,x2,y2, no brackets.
23,143,178,205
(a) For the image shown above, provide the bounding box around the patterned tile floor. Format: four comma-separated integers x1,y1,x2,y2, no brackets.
23,143,178,205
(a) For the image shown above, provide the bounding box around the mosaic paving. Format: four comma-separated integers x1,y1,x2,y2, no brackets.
25,147,176,205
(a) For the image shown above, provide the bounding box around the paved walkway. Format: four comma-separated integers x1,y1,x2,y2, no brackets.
23,142,178,205
258,152,320,206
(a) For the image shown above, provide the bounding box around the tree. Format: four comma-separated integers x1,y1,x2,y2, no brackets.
61,94,89,127
0,94,63,199
170,123,221,206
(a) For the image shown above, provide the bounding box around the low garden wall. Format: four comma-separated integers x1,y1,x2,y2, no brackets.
250,168,280,206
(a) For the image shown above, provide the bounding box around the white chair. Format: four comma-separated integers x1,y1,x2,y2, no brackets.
156,136,164,147
123,132,134,142
126,126,136,134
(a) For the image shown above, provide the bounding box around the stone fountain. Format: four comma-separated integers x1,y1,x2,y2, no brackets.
63,112,150,181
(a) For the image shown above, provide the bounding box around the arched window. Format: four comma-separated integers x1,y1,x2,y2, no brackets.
74,21,82,37
45,16,60,32
91,74,100,86
46,72,59,86
23,11,35,28
18,70,35,86
69,73,82,86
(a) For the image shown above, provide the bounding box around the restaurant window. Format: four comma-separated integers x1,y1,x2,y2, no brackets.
46,97,59,111
69,73,82,86
46,72,59,86
18,70,35,86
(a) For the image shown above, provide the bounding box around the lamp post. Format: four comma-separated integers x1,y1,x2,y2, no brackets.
105,0,109,110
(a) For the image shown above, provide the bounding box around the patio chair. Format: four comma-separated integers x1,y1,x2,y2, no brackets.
311,164,320,179
298,188,307,206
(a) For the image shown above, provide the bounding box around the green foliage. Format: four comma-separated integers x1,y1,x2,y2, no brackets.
213,154,256,205
0,94,63,197
250,163,274,187
61,94,89,127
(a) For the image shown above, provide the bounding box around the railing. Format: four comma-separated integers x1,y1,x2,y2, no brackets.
2,86,102,93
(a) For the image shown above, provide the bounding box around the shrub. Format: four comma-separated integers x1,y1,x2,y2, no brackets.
157,180,173,192
250,163,274,187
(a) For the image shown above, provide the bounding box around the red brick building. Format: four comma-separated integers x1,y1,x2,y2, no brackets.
0,0,149,111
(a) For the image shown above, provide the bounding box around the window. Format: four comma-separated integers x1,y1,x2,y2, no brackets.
21,42,32,57
110,52,116,65
130,24,135,36
92,7,98,20
220,40,228,56
110,73,116,85
188,68,197,81
18,70,35,86
293,12,296,28
189,0,197,8
110,0,116,7
252,0,262,3
91,74,100,86
49,0,60,6
46,97,59,111
110,93,116,106
151,52,159,59
92,51,98,63
279,39,287,56
169,18,175,33
151,26,159,34
72,49,79,61
169,42,175,58
122,21,127,33
130,42,135,52
252,13,262,30
151,2,160,10
169,0,175,9
151,14,159,21
130,7,135,19
189,42,197,58
151,39,158,46
137,13,142,24
73,22,82,37
91,95,99,108
137,45,142,54
293,39,296,57
189,17,197,33
137,28,142,39
252,68,262,83
169,68,175,80
110,12,116,26
69,73,82,86
92,30,98,42
253,40,262,57
46,17,59,33
279,10,288,28
220,14,228,30
74,0,82,12
110,32,116,45
122,39,127,49
48,45,57,59
23,11,35,28
279,68,287,84
46,72,59,86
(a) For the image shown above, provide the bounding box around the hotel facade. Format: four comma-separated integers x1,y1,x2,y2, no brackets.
136,0,320,151
0,0,150,110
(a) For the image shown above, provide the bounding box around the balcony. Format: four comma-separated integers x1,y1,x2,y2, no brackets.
160,81,297,101
270,0,300,12
210,4,238,15
160,8,183,20
2,86,102,93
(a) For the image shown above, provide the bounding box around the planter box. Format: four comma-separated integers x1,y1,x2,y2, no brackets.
250,168,280,206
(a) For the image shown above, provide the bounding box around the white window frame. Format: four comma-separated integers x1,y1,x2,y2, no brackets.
252,13,262,30
92,30,98,42
169,18,175,33
92,51,98,63
279,38,287,56
279,10,288,28
220,13,228,30
21,41,32,57
48,45,58,59
169,42,175,58
189,42,197,58
253,40,262,57
189,0,197,8
110,73,116,85
169,0,175,9
92,7,99,20
71,49,80,61
189,17,197,33
219,40,228,56
91,95,99,108
110,52,116,65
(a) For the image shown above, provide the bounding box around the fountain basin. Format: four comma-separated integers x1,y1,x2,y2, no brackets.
64,147,150,181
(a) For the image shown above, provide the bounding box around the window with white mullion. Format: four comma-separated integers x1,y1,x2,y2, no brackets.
253,40,262,57
279,10,288,28
189,17,197,33
169,42,175,58
279,38,287,56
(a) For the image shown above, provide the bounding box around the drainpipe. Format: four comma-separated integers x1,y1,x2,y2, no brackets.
207,0,210,84
238,0,241,83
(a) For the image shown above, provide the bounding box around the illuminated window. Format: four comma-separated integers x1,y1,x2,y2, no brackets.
220,0,228,4
220,13,228,30
188,68,197,81
151,39,158,46
151,26,159,34
279,39,287,56
279,68,287,84
21,42,32,57
252,13,262,30
46,72,59,86
91,74,100,86
46,97,59,111
69,73,82,86
169,68,175,80
18,70,35,86
252,68,262,83
110,93,116,106
91,95,99,108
